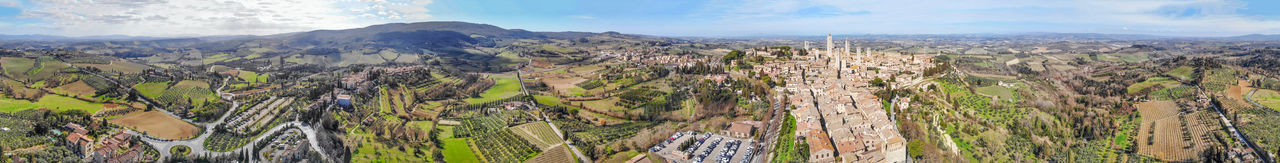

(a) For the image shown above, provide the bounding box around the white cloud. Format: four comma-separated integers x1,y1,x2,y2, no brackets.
678,0,1280,36
18,0,433,36
0,0,18,8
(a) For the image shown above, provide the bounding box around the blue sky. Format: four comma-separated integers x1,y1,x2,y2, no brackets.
0,0,1278,37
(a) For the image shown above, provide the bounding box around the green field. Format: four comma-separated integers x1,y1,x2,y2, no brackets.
1252,89,1280,111
237,70,269,84
975,85,1015,101
351,129,428,163
203,53,233,64
1116,54,1149,63
1166,66,1194,80
0,95,104,113
134,81,171,98
442,138,479,163
1,57,35,78
463,74,522,104
509,122,563,149
534,95,579,110
1126,77,1182,94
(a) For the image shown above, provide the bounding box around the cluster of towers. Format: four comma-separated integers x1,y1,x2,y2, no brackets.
804,34,872,67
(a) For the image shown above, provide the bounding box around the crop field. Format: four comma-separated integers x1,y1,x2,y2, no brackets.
543,77,586,95
237,70,269,84
509,122,563,149
463,74,522,104
1147,86,1195,100
228,97,293,133
534,95,579,110
1251,89,1280,111
0,95,104,113
1134,101,1220,162
75,60,147,74
1166,66,1194,81
567,122,654,159
525,145,574,163
1200,68,1237,92
27,58,72,82
53,81,98,97
975,85,1015,102
109,111,200,140
1135,111,1220,162
441,137,479,163
134,81,170,98
350,130,429,162
1127,77,1182,94
157,80,218,107
1,57,35,79
1136,101,1179,123
133,80,218,108
579,97,626,112
472,129,540,163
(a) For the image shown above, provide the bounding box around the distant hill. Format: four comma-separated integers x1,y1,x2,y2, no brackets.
1226,34,1280,41
0,34,170,41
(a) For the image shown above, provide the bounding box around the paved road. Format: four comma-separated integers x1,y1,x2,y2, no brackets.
1199,86,1271,162
1245,88,1269,110
522,64,592,163
132,77,329,161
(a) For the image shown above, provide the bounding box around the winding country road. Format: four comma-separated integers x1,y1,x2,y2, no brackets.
130,77,329,161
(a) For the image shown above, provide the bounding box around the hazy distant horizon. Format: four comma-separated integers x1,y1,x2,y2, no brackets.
1,0,1279,37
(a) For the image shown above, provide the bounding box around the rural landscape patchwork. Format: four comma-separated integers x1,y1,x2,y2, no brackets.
1,0,1280,163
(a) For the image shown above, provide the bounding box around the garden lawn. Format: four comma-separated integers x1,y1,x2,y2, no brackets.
463,75,522,104
0,95,104,113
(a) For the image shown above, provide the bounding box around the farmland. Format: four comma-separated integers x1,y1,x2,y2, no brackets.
509,121,563,149
1127,77,1182,94
1133,101,1221,162
109,111,200,140
525,145,575,163
1251,89,1280,111
462,74,522,104
52,81,97,97
74,60,148,74
0,94,104,113
237,70,269,85
1,57,35,79
133,80,218,108
1166,66,1194,80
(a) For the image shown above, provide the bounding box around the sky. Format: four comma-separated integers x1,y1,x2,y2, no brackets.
0,0,1278,37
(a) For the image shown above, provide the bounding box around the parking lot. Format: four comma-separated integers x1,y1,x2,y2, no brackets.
651,132,759,163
